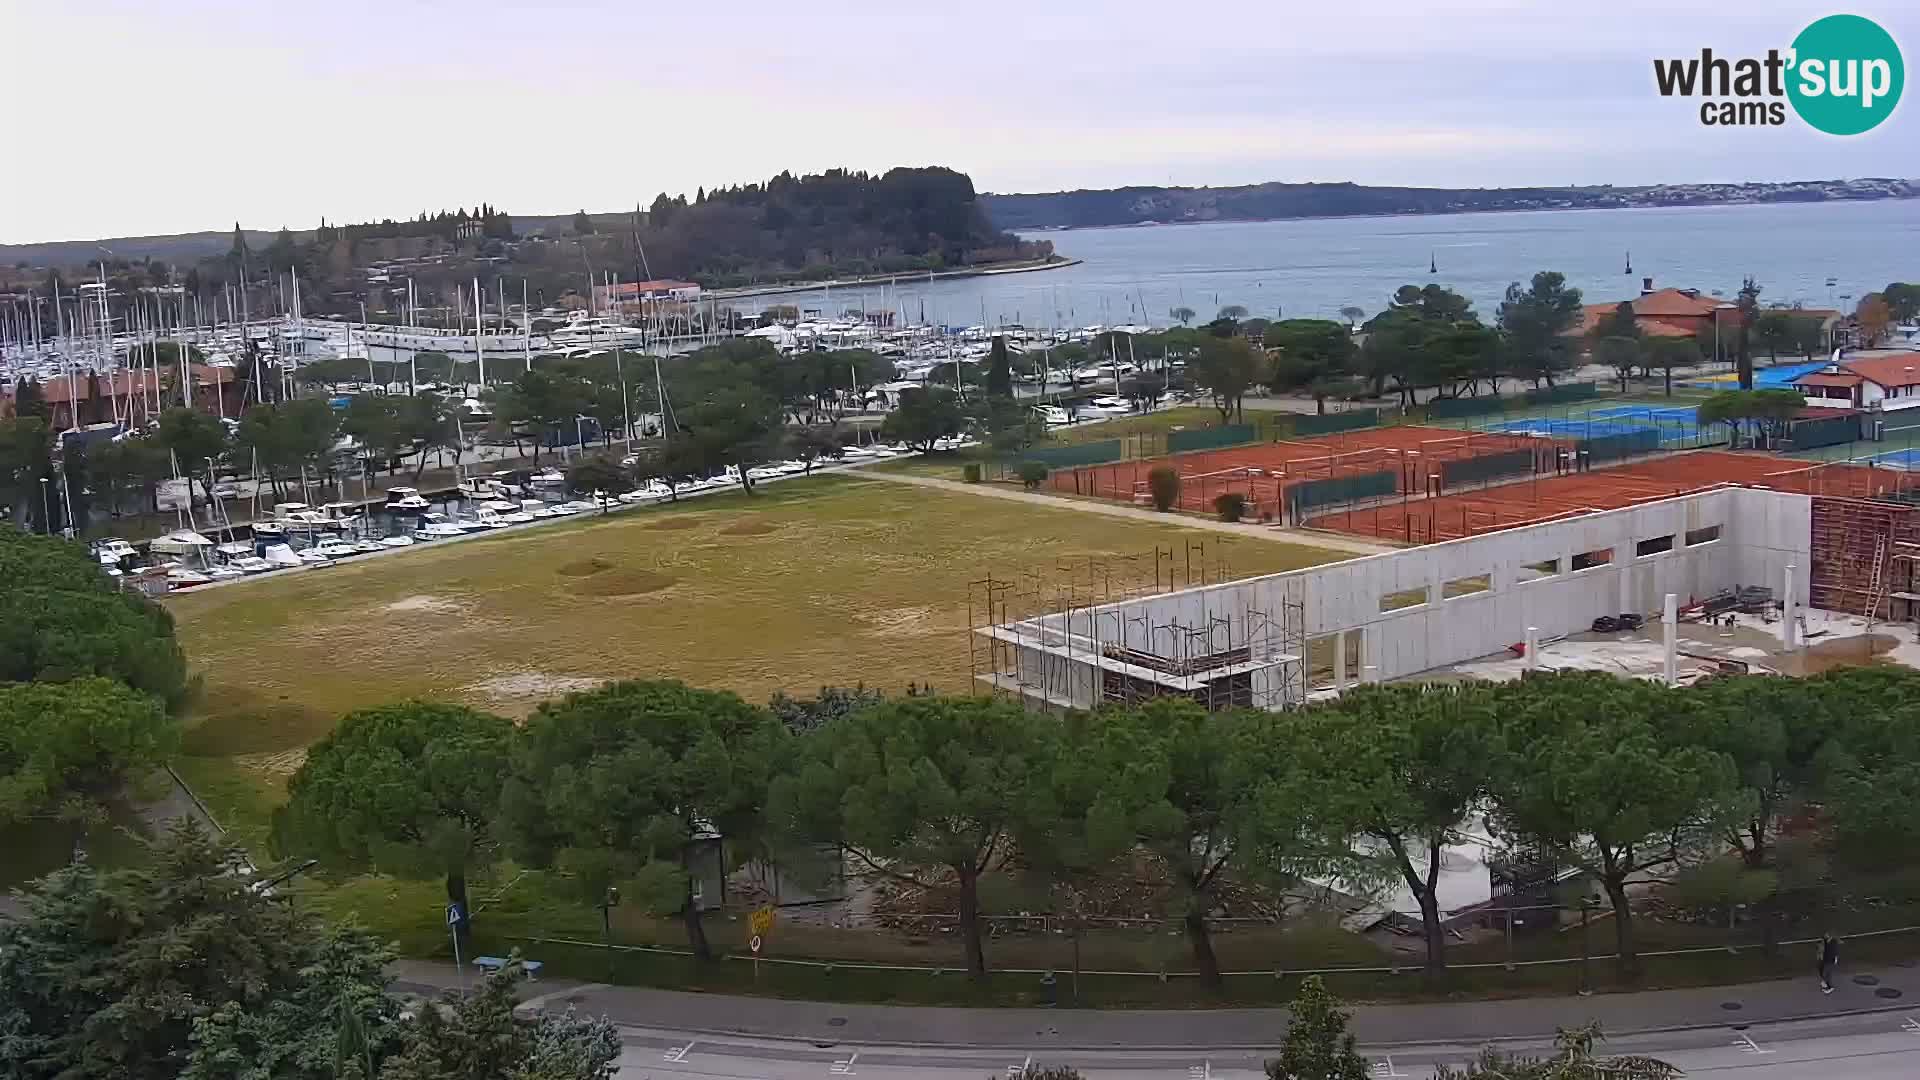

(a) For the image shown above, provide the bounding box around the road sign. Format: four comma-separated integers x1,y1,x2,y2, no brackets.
749,904,775,937
446,903,463,927
749,934,763,954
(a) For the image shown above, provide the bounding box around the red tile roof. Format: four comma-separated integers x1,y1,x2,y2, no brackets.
1837,352,1920,389
1793,372,1864,388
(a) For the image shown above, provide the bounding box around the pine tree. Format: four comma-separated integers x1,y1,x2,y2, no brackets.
1266,977,1370,1080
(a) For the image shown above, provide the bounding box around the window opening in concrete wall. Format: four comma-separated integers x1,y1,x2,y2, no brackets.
1571,547,1613,571
1685,525,1722,546
1636,534,1675,557
1380,586,1429,612
1443,573,1493,599
1517,557,1560,582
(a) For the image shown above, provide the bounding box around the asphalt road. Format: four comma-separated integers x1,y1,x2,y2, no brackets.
607,1010,1920,1079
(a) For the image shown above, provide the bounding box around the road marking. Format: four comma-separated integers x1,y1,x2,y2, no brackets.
831,1052,859,1075
1008,1054,1032,1079
1372,1056,1408,1077
1188,1061,1210,1080
1733,1034,1774,1055
1903,1015,1920,1035
662,1041,696,1063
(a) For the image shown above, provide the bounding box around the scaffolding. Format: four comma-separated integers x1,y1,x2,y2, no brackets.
965,538,1308,713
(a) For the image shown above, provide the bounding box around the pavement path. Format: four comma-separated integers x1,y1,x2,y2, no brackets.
848,471,1399,558
390,959,1917,1052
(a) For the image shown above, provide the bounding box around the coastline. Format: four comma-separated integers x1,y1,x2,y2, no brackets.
1006,193,1920,234
705,257,1082,301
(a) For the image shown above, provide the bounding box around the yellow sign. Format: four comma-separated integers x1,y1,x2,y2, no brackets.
748,905,775,938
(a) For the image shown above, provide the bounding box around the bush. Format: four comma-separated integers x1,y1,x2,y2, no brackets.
1214,492,1248,522
1146,465,1181,511
962,462,982,483
1018,461,1049,490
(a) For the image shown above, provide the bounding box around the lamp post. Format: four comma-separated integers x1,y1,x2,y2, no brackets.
39,476,51,535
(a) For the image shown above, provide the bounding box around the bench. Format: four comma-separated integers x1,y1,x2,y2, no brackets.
471,956,542,979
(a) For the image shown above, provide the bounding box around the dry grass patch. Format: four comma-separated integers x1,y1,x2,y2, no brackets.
166,476,1346,837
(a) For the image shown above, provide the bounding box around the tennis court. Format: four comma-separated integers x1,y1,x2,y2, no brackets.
1476,403,1711,448
1305,451,1920,544
1047,426,1560,520
1855,447,1920,470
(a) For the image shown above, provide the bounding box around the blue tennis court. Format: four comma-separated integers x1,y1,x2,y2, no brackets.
1857,448,1920,470
1585,404,1700,424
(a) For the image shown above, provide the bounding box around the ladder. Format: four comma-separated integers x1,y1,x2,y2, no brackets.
1865,533,1891,622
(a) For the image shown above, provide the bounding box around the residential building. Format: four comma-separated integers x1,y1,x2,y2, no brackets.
1571,278,1742,344
1791,352,1920,412
592,279,702,309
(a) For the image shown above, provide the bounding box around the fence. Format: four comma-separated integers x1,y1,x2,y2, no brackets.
1008,439,1126,470
1292,409,1380,437
1439,447,1537,490
1523,382,1599,405
1168,424,1258,455
1425,395,1508,420
1789,413,1865,451
1579,428,1663,465
1285,470,1396,521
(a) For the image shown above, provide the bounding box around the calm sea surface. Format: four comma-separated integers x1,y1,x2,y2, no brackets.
743,200,1919,328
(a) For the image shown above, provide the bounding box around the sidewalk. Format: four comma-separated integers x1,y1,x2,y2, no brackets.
387,958,1916,1051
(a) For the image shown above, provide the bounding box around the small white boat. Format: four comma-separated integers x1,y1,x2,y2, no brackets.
232,555,274,573
319,502,363,528
480,499,519,513
312,540,359,559
252,521,287,541
207,566,244,581
352,540,384,554
96,538,138,566
295,548,331,564
465,508,511,530
555,500,598,514
529,468,566,486
378,535,416,548
261,543,303,568
166,567,214,588
385,487,430,514
418,515,467,538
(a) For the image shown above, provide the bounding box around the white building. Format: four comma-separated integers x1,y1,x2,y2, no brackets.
1793,351,1920,412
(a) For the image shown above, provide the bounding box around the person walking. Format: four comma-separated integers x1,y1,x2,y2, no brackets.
1819,932,1841,993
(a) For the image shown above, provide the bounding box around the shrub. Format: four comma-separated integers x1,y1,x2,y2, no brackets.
1214,492,1248,522
962,462,982,483
1018,461,1049,490
1146,465,1181,511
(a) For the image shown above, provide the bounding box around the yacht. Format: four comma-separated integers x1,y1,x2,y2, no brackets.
295,547,332,565
385,487,430,514
252,521,288,541
273,503,338,534
352,539,385,554
261,543,304,568
522,498,557,520
165,566,214,589
465,507,511,530
207,565,245,582
417,514,467,539
95,538,138,568
529,467,566,486
378,534,416,548
319,502,364,529
479,498,519,513
312,539,360,559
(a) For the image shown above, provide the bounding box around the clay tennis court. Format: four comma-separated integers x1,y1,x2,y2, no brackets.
1306,451,1920,544
1048,426,1559,519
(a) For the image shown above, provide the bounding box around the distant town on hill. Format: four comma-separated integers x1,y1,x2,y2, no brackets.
978,177,1920,230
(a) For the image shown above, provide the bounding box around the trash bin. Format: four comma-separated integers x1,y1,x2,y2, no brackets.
1039,970,1057,1007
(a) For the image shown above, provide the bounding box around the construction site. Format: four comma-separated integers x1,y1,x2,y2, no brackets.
976,421,1920,712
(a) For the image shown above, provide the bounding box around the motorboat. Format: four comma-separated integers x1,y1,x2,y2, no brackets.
378,535,416,548
319,502,364,528
261,543,303,568
166,566,214,589
295,548,331,565
480,498,519,513
95,538,138,567
549,501,583,515
231,555,274,573
385,487,430,514
520,499,556,520
466,507,511,530
272,503,337,534
352,539,385,555
417,514,467,539
207,565,244,582
312,539,359,559
529,467,566,486
745,465,785,482
252,521,287,541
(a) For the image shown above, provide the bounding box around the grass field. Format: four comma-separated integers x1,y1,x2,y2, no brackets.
165,474,1340,844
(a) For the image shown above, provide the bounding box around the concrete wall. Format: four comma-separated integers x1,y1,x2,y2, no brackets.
988,487,1811,706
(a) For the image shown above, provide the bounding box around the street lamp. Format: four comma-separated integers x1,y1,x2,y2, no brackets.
39,477,51,535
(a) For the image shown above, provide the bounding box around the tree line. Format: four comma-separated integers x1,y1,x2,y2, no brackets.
255,664,1920,987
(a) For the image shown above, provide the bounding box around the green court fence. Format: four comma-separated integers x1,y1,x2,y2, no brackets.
1523,382,1599,406
1285,470,1396,521
1578,428,1662,464
1010,439,1126,469
1788,414,1865,451
1293,409,1380,437
1426,396,1508,420
1439,448,1537,489
1168,424,1258,455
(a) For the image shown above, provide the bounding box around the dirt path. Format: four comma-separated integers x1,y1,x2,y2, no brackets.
850,471,1399,558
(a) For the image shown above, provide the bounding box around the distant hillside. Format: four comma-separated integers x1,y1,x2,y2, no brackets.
1,229,285,270
979,178,1920,230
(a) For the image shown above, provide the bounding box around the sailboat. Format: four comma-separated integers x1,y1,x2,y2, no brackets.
1428,251,1437,275
1624,252,1633,274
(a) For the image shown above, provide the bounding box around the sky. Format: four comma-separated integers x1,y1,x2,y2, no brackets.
1,0,1915,243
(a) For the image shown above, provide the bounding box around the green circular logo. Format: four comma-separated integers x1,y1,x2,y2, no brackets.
1787,14,1904,135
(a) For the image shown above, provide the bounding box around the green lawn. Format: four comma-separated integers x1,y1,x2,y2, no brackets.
165,475,1340,843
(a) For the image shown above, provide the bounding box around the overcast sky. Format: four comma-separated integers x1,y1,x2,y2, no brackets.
2,1,1914,243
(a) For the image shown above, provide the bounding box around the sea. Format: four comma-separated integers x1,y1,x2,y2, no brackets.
737,199,1920,328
